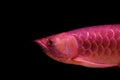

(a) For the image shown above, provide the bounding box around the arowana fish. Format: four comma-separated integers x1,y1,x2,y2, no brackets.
34,24,120,68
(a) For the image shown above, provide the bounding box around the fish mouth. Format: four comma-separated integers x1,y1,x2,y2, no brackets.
34,39,49,51
37,40,65,58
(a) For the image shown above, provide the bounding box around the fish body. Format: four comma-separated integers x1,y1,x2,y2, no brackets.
35,24,120,68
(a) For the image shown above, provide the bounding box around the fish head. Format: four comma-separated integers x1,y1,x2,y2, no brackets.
34,33,78,63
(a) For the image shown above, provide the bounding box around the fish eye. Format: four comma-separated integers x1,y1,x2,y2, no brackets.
47,39,54,46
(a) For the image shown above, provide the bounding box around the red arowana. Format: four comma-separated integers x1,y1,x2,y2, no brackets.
35,24,120,68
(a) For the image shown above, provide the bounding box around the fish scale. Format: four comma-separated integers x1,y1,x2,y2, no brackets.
71,25,120,65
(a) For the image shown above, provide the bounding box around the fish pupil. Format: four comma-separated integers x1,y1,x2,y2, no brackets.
48,39,53,46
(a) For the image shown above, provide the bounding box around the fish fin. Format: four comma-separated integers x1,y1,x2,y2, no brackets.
72,57,117,68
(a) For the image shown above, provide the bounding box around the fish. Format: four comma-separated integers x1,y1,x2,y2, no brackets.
34,24,120,68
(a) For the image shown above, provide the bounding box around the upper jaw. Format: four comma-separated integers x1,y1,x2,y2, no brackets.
34,39,49,51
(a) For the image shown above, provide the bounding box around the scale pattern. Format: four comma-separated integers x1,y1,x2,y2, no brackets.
72,25,120,58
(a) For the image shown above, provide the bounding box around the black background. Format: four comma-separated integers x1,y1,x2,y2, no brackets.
21,8,120,79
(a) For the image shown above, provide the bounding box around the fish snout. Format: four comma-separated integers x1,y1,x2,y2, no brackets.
34,38,49,51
